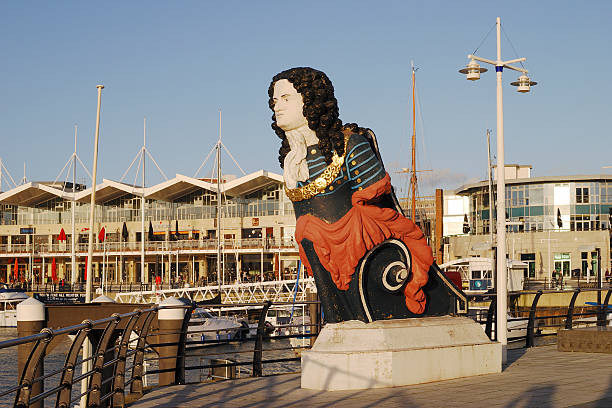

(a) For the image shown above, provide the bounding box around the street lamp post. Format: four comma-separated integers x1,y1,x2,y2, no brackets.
459,17,536,363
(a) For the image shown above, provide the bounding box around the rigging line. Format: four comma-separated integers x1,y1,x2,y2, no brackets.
52,154,74,188
60,160,74,194
221,142,247,176
75,155,93,180
0,160,17,188
208,147,217,182
472,23,496,56
501,24,526,70
414,83,434,196
119,149,142,183
145,149,168,181
193,145,217,179
131,153,143,195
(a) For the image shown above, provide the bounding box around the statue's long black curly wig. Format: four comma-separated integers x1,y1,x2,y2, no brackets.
269,67,370,168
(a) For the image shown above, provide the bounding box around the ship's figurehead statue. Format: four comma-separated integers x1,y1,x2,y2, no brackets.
269,67,462,323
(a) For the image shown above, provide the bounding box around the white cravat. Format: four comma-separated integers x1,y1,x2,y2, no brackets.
283,126,319,189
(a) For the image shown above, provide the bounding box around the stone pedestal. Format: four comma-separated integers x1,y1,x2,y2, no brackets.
301,316,501,390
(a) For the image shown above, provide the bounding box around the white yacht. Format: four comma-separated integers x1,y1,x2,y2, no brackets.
187,308,245,342
0,289,29,327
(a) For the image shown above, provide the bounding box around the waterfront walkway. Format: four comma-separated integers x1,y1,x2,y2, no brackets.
131,345,612,407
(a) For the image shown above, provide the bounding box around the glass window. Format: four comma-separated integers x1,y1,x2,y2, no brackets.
576,187,589,204
529,186,543,205
571,215,590,231
581,251,598,277
521,253,536,278
554,253,571,277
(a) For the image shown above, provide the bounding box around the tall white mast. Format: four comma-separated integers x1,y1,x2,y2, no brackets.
141,117,146,284
86,85,104,302
71,125,77,283
216,110,222,288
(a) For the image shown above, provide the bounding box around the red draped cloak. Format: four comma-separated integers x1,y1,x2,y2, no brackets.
295,173,433,314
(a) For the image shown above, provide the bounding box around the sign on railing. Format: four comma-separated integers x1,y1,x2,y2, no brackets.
33,292,85,303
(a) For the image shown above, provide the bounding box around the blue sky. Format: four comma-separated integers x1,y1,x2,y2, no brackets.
1,1,611,197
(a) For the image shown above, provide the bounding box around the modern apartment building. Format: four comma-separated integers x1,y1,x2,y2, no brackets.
447,165,612,282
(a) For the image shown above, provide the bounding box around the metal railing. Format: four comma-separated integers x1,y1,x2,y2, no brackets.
467,287,612,347
0,237,299,255
0,298,321,407
6,288,608,406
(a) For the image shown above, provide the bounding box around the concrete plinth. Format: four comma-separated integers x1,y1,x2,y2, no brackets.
301,316,501,390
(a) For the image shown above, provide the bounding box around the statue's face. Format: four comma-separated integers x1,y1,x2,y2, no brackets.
272,79,308,132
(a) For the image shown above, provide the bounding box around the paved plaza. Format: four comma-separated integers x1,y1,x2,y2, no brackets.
131,345,612,407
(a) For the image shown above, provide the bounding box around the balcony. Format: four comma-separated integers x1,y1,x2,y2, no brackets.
0,237,298,256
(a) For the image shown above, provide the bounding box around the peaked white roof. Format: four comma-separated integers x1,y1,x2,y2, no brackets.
0,170,284,207
76,179,143,204
223,170,283,196
146,174,216,202
0,182,74,206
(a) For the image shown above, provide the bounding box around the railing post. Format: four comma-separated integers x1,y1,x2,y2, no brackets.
111,312,140,408
485,296,497,341
253,301,272,377
526,290,543,348
129,311,156,397
87,315,121,407
56,321,93,408
157,297,186,386
598,289,612,327
307,291,320,346
565,288,581,329
16,297,46,408
174,303,194,385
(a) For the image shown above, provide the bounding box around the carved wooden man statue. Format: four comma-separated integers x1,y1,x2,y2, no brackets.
269,67,457,323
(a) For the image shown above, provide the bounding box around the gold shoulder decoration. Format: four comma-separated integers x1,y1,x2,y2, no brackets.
284,134,350,202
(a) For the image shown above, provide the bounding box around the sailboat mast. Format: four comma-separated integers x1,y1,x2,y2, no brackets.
71,125,77,284
141,118,146,284
216,111,222,289
411,65,417,222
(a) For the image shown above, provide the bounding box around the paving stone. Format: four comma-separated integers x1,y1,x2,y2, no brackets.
130,345,612,408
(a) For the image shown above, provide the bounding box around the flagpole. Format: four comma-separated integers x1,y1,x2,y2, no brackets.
102,227,106,295
141,117,146,285
83,84,103,408
71,125,77,285
86,85,103,303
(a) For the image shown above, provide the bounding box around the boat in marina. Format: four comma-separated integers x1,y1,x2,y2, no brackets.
439,257,527,293
0,287,28,327
187,307,248,342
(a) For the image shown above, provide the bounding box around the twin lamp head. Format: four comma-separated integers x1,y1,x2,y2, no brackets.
459,59,537,93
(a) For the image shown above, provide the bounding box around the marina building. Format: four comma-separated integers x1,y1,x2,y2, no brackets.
0,171,299,285
2,160,610,288
446,165,612,283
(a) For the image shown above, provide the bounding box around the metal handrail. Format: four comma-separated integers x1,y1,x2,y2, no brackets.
468,287,612,347
0,301,321,407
